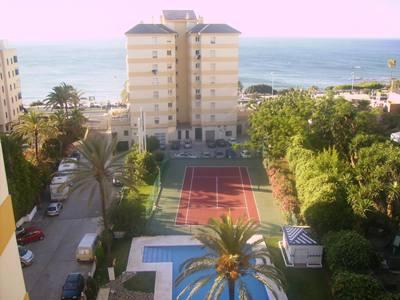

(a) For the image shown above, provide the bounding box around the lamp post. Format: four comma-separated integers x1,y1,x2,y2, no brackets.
271,72,275,96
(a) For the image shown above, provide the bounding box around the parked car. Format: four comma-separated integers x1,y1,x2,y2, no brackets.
206,140,216,148
175,152,188,158
228,137,239,146
171,140,181,150
112,172,123,187
47,202,63,216
61,273,85,300
183,139,192,149
216,139,227,147
18,246,34,267
185,152,198,159
17,226,44,245
16,226,25,236
69,150,81,160
215,151,225,159
202,151,213,158
225,148,237,159
240,149,252,158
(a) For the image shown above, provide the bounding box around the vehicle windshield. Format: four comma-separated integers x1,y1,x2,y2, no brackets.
18,247,27,256
48,207,56,211
64,282,78,290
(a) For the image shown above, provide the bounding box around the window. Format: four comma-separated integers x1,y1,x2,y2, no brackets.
153,91,159,99
5,112,7,118
152,64,158,71
13,109,15,116
166,39,172,44
168,76,173,83
210,89,216,96
8,71,10,78
168,115,173,121
13,56,18,63
195,100,201,107
15,69,19,75
124,130,129,136
195,36,200,43
168,102,173,108
6,59,8,65
168,89,173,96
195,114,201,120
9,84,12,91
12,70,14,77
225,131,232,137
167,50,172,56
0,73,2,80
13,83,16,89
195,89,201,95
167,63,172,70
176,58,179,64
210,114,215,121
195,63,200,69
152,77,159,85
211,63,216,71
211,36,216,44
210,50,216,57
154,104,159,112
210,75,216,84
152,50,158,59
195,75,200,82
195,49,200,56
210,102,216,110
152,36,158,44
154,117,160,124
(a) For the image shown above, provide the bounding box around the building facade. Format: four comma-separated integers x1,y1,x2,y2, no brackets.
0,40,23,132
125,10,240,144
0,141,29,300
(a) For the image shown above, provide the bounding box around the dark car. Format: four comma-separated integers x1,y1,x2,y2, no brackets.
225,148,237,159
215,151,225,159
216,139,227,147
61,273,85,300
17,226,44,245
170,140,181,150
206,140,216,148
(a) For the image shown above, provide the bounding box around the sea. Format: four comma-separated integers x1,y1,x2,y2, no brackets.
13,38,400,104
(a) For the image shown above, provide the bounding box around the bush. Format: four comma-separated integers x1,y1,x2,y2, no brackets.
244,84,276,95
152,150,165,162
85,276,99,300
332,271,384,300
323,230,375,273
146,136,160,152
108,191,146,237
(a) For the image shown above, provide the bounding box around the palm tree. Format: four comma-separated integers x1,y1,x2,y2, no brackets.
175,214,285,300
13,111,58,161
388,58,397,89
45,83,75,116
69,134,125,264
70,88,83,109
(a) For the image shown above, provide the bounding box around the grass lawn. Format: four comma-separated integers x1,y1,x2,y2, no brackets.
265,236,332,300
123,271,156,293
94,238,132,286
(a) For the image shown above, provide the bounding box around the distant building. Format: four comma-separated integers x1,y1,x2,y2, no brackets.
123,10,240,144
0,141,29,299
0,40,23,132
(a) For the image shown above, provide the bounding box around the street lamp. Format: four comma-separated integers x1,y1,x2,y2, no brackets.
271,72,275,96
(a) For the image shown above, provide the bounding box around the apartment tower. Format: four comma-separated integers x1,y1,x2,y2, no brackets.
125,10,240,143
0,140,29,299
0,40,22,132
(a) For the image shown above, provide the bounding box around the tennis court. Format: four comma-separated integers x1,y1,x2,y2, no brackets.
175,166,260,225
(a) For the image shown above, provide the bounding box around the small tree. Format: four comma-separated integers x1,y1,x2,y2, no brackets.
146,136,160,152
332,271,384,300
323,230,376,273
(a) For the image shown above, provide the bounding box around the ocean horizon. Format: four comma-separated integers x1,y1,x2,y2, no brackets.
13,37,400,104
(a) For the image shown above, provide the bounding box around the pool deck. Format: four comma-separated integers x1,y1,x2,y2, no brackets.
126,235,287,300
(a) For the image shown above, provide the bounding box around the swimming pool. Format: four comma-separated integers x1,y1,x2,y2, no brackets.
143,245,269,300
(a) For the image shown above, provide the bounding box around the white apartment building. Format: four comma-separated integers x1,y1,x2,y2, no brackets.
124,10,240,144
0,40,23,132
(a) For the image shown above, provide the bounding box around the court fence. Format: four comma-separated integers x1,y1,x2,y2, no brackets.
145,158,169,219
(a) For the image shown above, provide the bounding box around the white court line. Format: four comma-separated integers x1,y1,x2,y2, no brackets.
192,176,241,179
238,166,250,219
174,166,188,224
245,167,261,221
216,176,219,208
184,167,195,225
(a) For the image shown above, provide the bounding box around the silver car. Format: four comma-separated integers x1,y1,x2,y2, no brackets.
18,246,34,267
47,202,63,216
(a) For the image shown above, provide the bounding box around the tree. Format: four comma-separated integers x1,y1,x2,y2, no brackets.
146,136,160,152
120,80,129,103
387,58,397,87
238,80,243,94
245,84,276,95
332,271,385,300
69,134,125,264
175,214,285,300
13,111,58,161
44,83,82,116
323,230,376,273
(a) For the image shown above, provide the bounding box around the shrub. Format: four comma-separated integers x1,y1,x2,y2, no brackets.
323,230,375,273
85,276,99,300
108,191,146,237
332,271,384,300
146,136,160,152
152,150,165,163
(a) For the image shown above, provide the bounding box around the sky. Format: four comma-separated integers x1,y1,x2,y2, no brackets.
1,0,400,41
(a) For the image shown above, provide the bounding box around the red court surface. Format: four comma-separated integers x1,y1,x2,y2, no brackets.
175,166,260,225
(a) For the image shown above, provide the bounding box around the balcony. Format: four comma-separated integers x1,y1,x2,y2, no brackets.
195,94,201,100
152,69,158,75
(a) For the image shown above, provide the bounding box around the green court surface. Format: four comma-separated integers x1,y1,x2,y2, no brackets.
145,158,285,236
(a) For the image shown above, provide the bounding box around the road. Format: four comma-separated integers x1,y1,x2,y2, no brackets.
22,183,104,300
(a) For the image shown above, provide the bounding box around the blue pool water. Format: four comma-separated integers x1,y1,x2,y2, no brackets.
143,245,269,300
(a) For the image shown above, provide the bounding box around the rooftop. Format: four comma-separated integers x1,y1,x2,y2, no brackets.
188,23,241,34
162,10,196,20
283,225,318,246
125,24,176,35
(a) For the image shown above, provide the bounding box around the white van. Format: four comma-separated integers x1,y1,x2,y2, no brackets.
50,175,71,201
58,161,77,174
76,233,98,262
